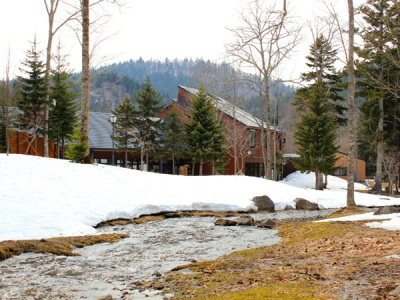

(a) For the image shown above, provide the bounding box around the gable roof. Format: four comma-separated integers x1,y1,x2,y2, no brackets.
178,86,280,131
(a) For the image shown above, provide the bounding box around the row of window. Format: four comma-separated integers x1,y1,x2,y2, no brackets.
249,130,283,151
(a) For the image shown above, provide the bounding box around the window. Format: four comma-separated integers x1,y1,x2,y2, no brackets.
250,130,256,148
334,167,348,176
245,162,260,177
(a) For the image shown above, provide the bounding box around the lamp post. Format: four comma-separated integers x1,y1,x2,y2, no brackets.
110,114,117,166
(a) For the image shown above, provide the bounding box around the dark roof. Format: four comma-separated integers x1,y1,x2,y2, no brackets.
88,112,114,149
88,112,160,149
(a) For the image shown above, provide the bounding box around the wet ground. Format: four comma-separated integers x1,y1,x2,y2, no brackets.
0,210,334,299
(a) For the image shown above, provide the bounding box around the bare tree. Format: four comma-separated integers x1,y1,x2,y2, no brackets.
322,0,356,206
77,0,125,163
226,0,301,179
383,145,400,195
42,0,82,158
346,0,356,206
0,48,18,155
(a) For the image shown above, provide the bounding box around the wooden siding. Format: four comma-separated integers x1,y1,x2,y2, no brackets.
1,130,58,158
156,86,285,176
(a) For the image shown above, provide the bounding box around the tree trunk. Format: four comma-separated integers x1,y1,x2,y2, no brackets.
81,0,91,163
145,149,149,171
372,97,384,193
258,81,268,179
61,136,65,159
346,0,356,206
44,8,54,158
199,158,203,176
264,82,272,180
140,146,144,171
124,148,128,168
315,168,320,190
172,155,175,175
325,174,328,189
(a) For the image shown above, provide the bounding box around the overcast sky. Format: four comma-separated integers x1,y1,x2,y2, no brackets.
0,0,365,81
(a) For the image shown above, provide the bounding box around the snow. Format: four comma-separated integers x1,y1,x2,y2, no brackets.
281,171,369,191
1,154,400,242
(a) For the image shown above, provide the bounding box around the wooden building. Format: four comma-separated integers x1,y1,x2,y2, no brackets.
157,86,285,176
282,152,366,182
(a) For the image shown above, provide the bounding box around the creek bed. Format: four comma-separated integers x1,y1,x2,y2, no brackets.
0,209,334,299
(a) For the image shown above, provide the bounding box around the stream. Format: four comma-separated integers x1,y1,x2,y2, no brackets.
0,210,333,299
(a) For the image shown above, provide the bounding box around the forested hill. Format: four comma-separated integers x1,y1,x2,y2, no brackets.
99,58,196,99
94,57,296,112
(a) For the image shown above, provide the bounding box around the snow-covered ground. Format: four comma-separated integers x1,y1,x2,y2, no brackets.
281,171,369,190
1,154,400,242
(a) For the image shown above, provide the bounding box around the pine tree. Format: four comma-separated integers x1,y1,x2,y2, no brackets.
48,44,79,158
185,85,227,175
357,0,399,193
133,77,165,170
294,35,344,190
65,124,89,163
111,96,136,168
17,38,47,154
162,108,186,174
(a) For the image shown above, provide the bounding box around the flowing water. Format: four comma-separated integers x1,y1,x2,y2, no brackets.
0,210,333,299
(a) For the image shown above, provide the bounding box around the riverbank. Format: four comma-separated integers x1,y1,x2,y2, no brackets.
151,207,400,299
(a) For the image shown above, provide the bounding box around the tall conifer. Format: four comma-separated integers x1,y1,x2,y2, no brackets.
111,96,136,167
185,85,227,175
17,38,47,153
357,0,400,193
133,77,165,170
163,108,186,174
49,43,79,158
294,35,345,190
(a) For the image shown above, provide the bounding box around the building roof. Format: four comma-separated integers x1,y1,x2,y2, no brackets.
88,112,160,149
88,112,114,149
179,86,281,132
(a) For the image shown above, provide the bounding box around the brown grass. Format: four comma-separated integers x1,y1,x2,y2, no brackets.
327,206,370,219
156,217,400,299
0,233,128,261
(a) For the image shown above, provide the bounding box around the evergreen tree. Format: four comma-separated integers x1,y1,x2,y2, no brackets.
133,77,165,170
185,85,227,175
162,107,186,174
17,38,47,154
357,0,400,193
49,44,79,158
294,35,344,190
65,124,89,163
111,96,136,168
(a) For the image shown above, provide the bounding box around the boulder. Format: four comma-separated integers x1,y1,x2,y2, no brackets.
284,205,294,210
257,219,276,229
98,295,113,300
374,206,400,215
236,214,255,226
214,218,237,226
252,195,275,212
294,198,319,210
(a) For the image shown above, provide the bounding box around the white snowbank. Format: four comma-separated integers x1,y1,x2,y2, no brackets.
281,171,368,190
317,211,400,231
1,154,400,241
